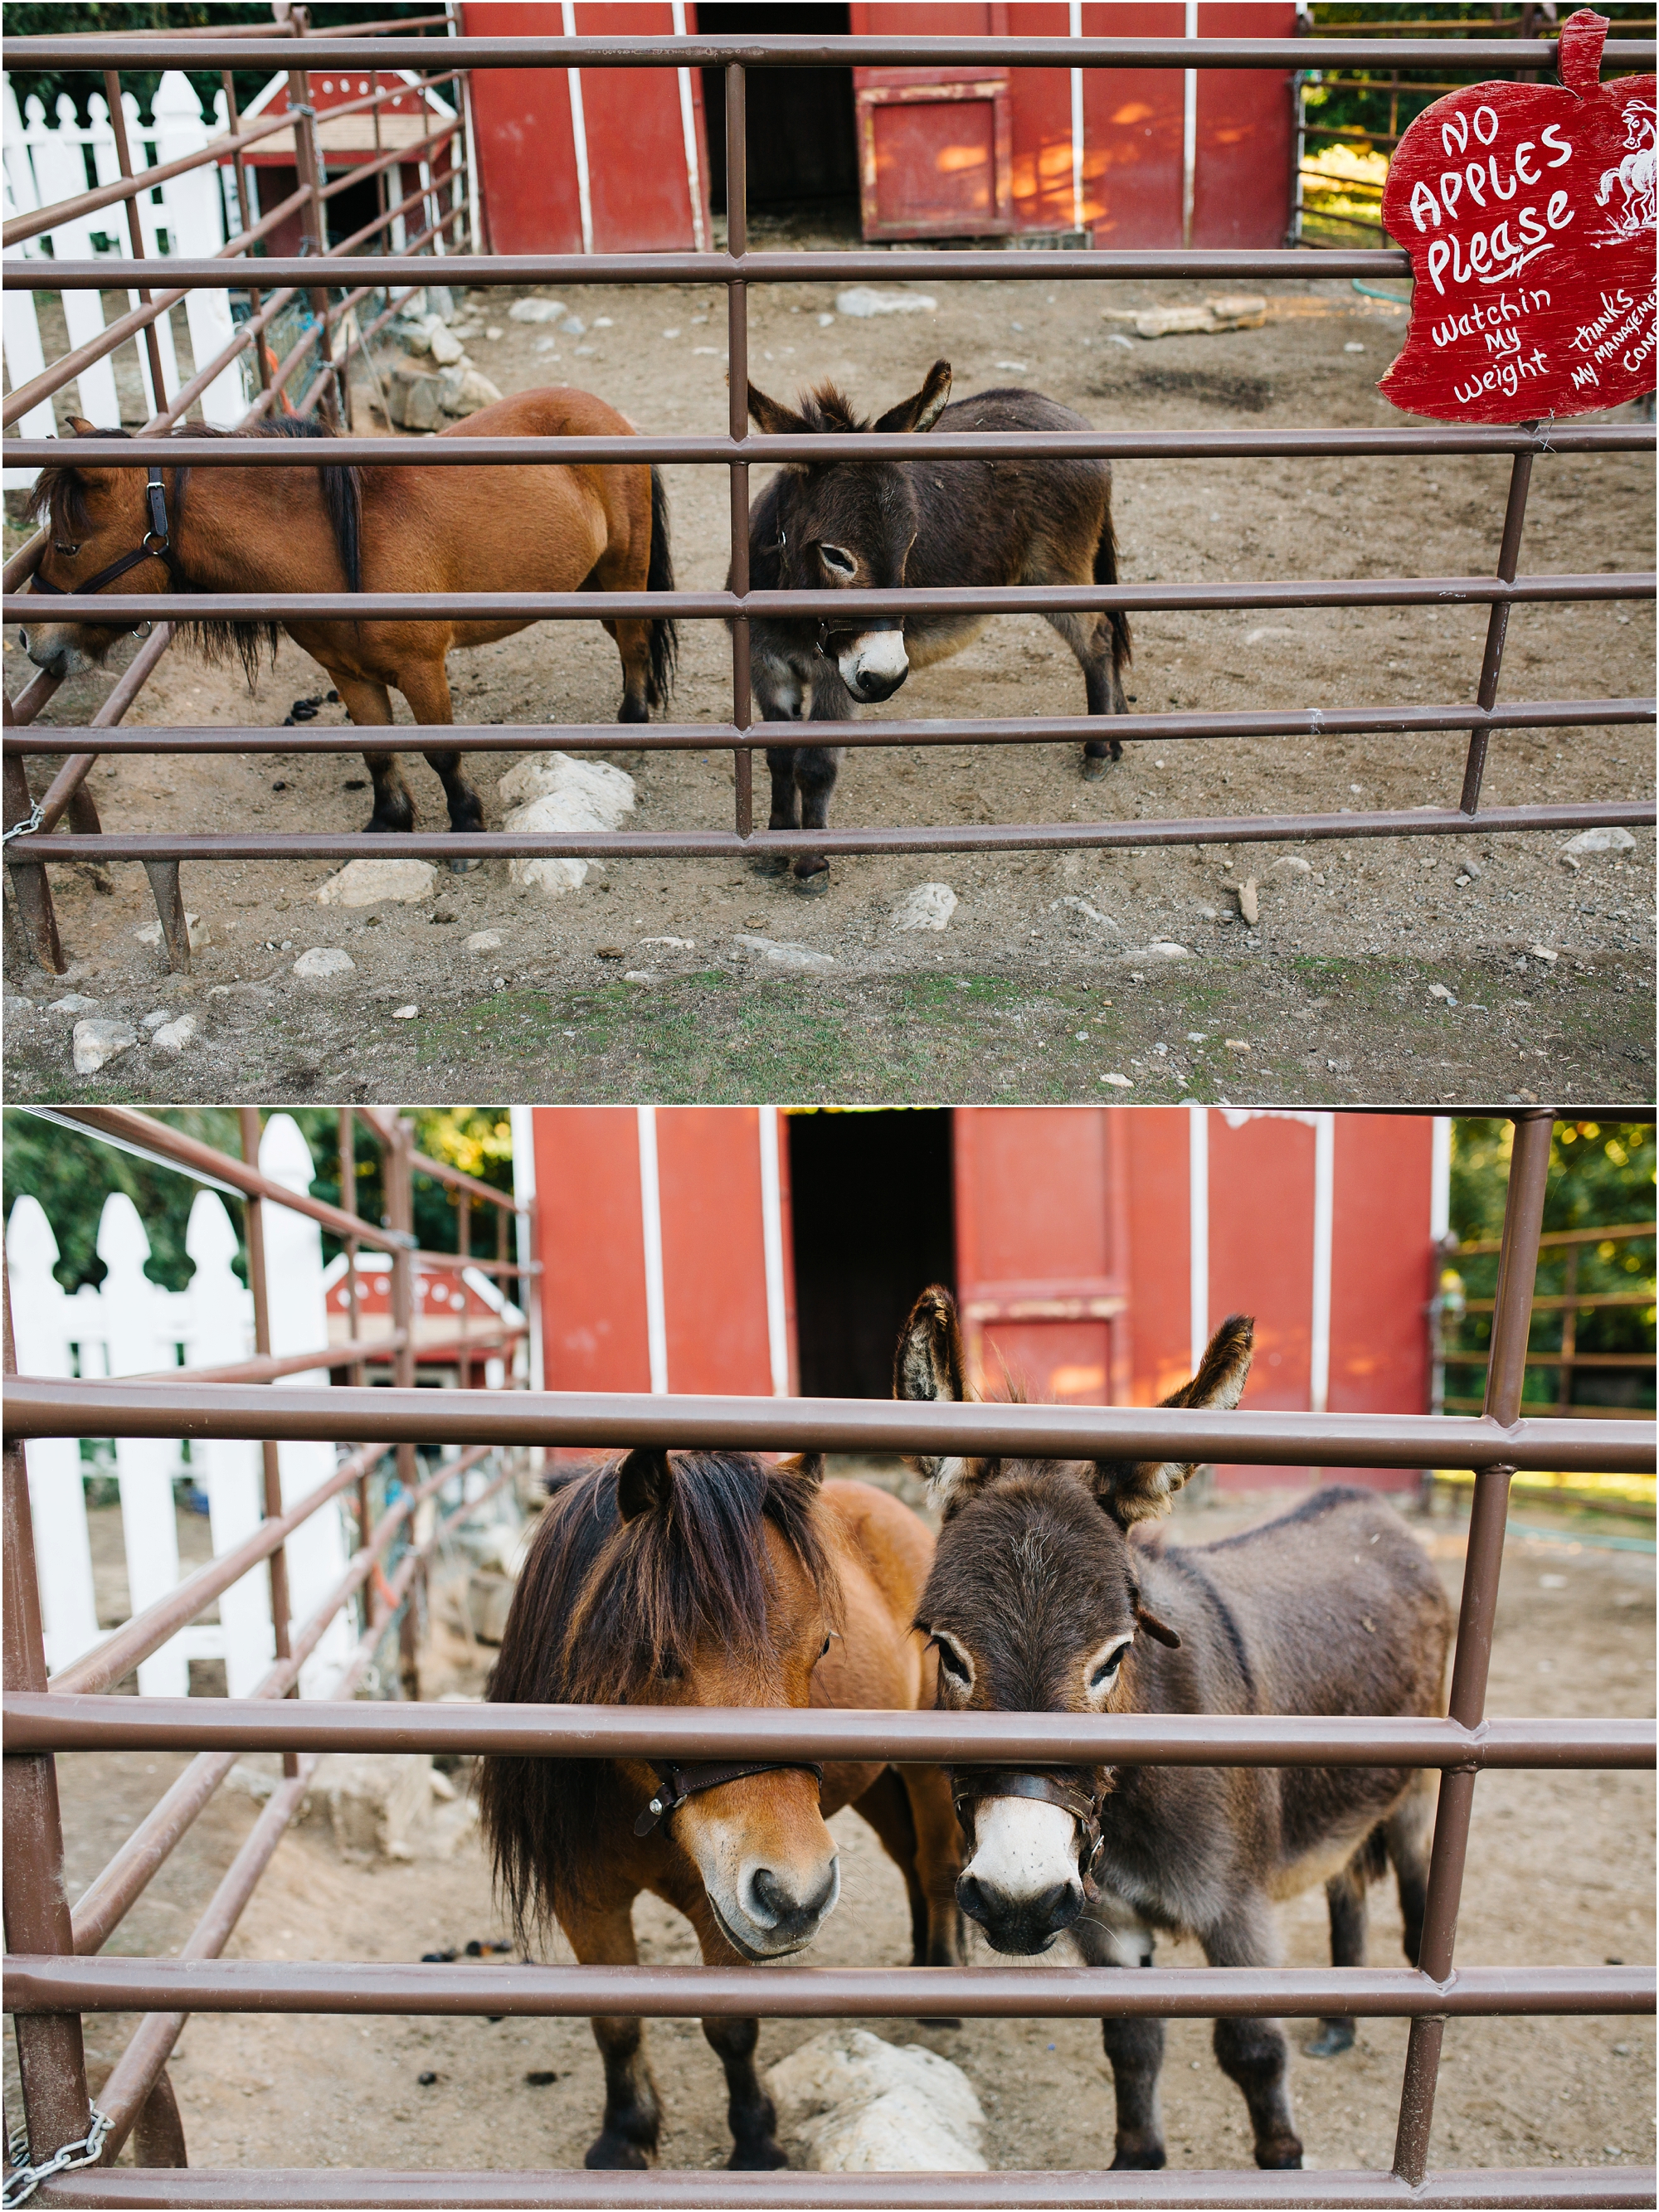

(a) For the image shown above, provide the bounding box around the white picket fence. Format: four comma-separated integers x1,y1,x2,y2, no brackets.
6,1113,359,1699
2,68,248,486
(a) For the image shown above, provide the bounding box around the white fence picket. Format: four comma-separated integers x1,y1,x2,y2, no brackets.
27,94,123,430
2,80,59,492
4,1197,101,1675
151,70,243,427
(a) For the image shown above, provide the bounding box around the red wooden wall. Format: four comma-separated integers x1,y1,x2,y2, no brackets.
460,2,711,253
457,2,1292,252
529,1108,1438,1491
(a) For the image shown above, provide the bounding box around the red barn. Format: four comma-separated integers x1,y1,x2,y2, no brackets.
232,68,462,258
456,2,1295,252
522,1108,1445,1490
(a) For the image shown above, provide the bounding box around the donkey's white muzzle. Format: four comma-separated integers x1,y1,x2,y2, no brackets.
838,629,908,702
956,1796,1084,1954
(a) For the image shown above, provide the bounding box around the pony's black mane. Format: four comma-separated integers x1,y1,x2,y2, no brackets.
477,1451,835,1942
27,417,362,686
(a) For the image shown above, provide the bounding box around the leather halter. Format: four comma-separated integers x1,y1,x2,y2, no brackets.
947,1764,1112,1889
633,1758,825,1839
29,464,173,605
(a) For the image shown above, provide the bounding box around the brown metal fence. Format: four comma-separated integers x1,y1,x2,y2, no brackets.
2,1107,1656,2208
2,25,1655,975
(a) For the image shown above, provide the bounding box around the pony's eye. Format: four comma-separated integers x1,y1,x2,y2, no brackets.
56,543,80,557
820,1635,833,1657
819,542,856,578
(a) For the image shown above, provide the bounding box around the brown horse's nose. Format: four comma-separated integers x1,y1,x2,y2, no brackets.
742,1860,839,1944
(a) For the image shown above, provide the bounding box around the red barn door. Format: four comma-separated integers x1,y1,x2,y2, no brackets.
952,1107,1131,1406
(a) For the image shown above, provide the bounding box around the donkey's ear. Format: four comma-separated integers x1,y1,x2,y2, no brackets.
1092,1314,1254,1528
747,382,813,437
616,1446,674,1521
66,416,98,438
893,1283,975,1498
874,360,952,435
776,1451,826,1491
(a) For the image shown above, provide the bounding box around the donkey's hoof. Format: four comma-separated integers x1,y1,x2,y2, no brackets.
1110,2146,1167,2171
584,2135,654,2171
749,848,793,876
914,2016,961,2031
1081,751,1112,781
448,855,481,874
1306,2020,1355,2059
1254,2140,1304,2171
729,2139,790,2171
792,867,830,897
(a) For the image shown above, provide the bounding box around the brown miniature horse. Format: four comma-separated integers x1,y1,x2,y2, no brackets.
477,1447,962,2172
19,393,675,850
895,1288,1452,2174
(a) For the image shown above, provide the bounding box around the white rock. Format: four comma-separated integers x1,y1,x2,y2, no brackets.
1057,893,1121,933
500,754,635,898
292,946,357,979
72,1018,137,1076
392,1004,420,1019
149,1014,199,1054
767,2029,985,2174
316,858,437,907
440,366,504,417
1427,982,1457,1004
1238,878,1261,925
732,934,835,972
141,1009,171,1029
1118,941,1194,962
892,882,957,931
466,930,504,952
427,322,465,366
1269,854,1311,876
1529,946,1558,963
1561,826,1637,856
1244,625,1296,645
1102,1072,1132,1087
4,995,34,1020
508,297,564,323
640,935,695,950
48,993,100,1014
135,911,208,951
835,286,937,317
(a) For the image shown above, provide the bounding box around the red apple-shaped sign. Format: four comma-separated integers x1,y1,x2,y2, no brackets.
1379,8,1656,421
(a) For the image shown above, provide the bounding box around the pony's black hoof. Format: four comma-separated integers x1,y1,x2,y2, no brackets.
914,2017,961,2031
616,697,649,725
1110,2146,1167,2171
1081,751,1112,781
364,814,414,836
584,2137,654,2171
792,868,830,897
728,2140,790,2171
1306,2020,1355,2059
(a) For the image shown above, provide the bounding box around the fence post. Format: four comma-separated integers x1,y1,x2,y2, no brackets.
1391,1106,1553,2186
96,1192,187,1699
88,83,169,421
238,1108,295,1773
2,1251,96,2180
285,52,342,429
385,1116,421,1699
183,1189,272,1699
3,1194,100,1674
725,61,752,842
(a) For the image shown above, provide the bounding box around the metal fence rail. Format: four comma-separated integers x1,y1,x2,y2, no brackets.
2,24,1653,973
2,1107,1657,2209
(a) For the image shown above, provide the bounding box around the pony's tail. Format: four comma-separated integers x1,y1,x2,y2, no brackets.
1093,499,1131,679
645,464,679,711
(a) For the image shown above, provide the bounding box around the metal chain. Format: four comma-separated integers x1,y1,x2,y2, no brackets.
1,803,46,848
3,2106,111,2208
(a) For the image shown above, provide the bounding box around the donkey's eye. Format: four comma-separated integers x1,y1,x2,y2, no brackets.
931,1634,971,1685
818,542,856,579
1089,1654,1123,1690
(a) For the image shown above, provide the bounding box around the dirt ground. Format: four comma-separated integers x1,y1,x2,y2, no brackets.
10,1478,1652,2186
4,261,1653,1105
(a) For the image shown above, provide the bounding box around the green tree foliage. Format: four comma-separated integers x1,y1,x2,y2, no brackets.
2,1107,516,1296
1446,1119,1656,1412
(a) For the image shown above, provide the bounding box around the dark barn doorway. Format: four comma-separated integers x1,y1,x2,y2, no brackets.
789,1109,956,1401
698,3,859,220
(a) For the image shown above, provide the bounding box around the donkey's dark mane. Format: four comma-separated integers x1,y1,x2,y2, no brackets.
477,1451,836,1943
27,417,362,686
